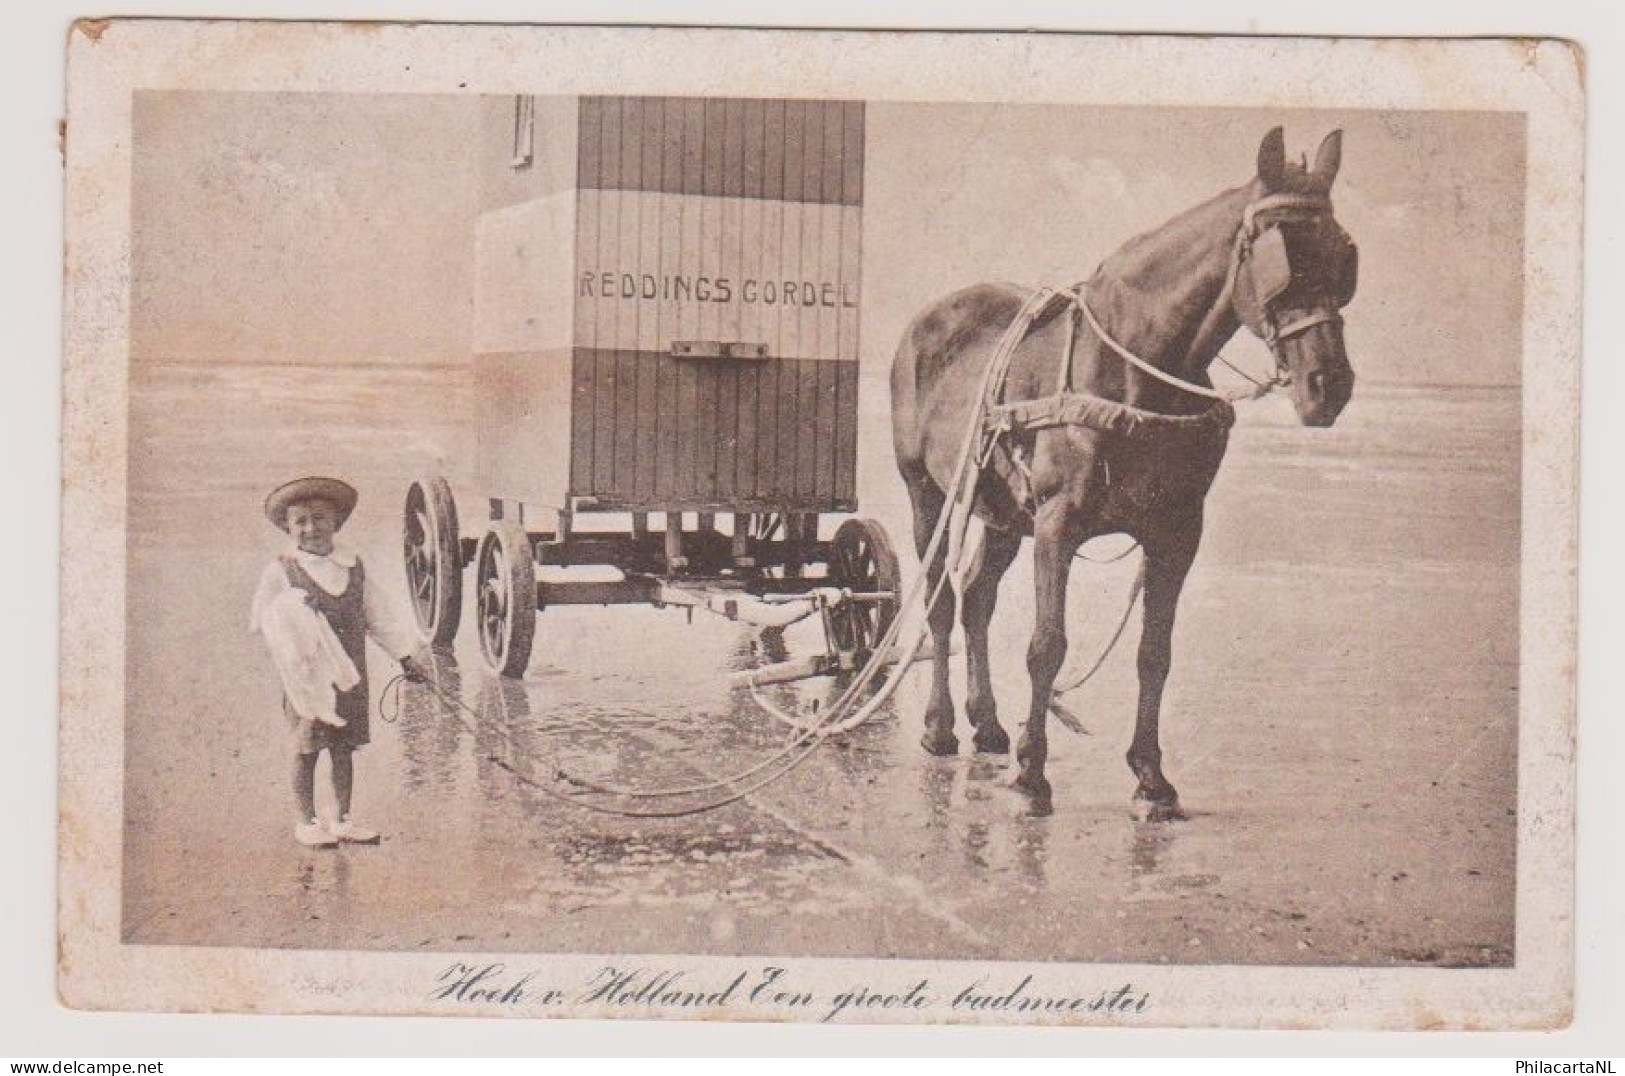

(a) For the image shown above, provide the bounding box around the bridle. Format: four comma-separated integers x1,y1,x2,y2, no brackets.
1074,189,1353,404
1233,191,1348,355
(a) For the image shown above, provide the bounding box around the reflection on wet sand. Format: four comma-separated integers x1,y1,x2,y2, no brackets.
472,676,530,832
122,365,1519,965
1131,821,1175,880
396,649,470,796
726,626,791,671
293,847,352,938
917,757,1050,891
719,628,894,751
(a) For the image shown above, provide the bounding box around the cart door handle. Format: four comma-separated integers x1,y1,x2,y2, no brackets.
670,340,771,361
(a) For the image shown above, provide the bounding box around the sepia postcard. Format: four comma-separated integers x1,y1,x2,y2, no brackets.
59,20,1582,1029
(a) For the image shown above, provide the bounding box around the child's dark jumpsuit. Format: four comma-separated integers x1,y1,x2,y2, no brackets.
281,556,370,820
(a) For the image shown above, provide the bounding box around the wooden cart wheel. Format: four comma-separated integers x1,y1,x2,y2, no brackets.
474,519,537,678
830,518,901,657
403,476,462,647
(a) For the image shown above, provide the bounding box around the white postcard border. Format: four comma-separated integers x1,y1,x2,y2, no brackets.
59,21,1583,1029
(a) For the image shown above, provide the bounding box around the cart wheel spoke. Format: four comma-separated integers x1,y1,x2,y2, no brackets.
474,519,536,678
402,478,462,646
831,518,900,660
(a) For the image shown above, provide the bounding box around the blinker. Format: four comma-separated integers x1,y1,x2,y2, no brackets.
1247,227,1293,306
1246,225,1358,311
1332,241,1358,308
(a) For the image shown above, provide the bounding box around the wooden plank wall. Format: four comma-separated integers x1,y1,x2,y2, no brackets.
567,96,864,512
568,353,859,509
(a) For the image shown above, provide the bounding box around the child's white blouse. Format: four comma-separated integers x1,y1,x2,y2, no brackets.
249,545,418,661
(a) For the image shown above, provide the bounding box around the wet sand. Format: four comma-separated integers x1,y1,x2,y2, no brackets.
122,362,1517,966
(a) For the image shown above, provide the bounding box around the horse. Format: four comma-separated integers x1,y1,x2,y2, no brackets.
890,127,1358,817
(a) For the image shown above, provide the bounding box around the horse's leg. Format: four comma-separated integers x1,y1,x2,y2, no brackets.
1127,523,1201,821
1016,506,1083,814
961,525,1022,753
907,472,960,756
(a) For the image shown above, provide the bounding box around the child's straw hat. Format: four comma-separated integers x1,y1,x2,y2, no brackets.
264,476,358,531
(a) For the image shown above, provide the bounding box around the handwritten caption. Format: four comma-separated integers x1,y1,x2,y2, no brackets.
428,962,1152,1023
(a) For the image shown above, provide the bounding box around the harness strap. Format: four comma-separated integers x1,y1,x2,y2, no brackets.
984,286,1066,409
1057,303,1079,394
1239,193,1345,351
1272,307,1342,343
1074,288,1247,403
1241,192,1331,237
989,390,1236,439
1007,439,1038,512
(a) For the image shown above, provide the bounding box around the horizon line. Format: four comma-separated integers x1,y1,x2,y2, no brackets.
128,356,1522,391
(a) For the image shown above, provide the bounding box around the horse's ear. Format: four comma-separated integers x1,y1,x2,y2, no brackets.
1257,126,1286,191
1311,129,1343,189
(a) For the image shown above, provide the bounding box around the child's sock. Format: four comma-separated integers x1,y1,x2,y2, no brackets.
331,747,354,819
292,751,319,821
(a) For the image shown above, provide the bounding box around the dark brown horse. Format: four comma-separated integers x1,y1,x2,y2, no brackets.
891,128,1358,816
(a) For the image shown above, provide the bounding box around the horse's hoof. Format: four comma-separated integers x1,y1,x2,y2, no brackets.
972,723,1010,754
1130,797,1187,824
1012,770,1052,814
920,728,960,756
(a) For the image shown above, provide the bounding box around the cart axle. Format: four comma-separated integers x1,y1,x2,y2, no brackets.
727,638,955,688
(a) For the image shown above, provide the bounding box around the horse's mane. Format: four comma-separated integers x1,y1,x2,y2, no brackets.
1093,183,1252,293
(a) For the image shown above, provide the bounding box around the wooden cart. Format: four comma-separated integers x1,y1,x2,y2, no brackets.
404,95,900,677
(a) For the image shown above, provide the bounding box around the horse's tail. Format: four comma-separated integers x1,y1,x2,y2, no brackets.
889,319,926,474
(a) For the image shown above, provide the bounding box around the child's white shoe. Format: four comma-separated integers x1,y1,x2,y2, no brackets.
330,817,380,844
294,820,337,848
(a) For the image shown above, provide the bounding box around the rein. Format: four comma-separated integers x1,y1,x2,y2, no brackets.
1074,289,1269,405
377,196,1353,817
991,189,1345,427
972,191,1348,710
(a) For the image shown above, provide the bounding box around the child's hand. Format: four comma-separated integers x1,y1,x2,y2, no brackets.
400,655,428,683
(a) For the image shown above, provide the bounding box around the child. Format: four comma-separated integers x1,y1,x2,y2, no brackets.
250,476,427,848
